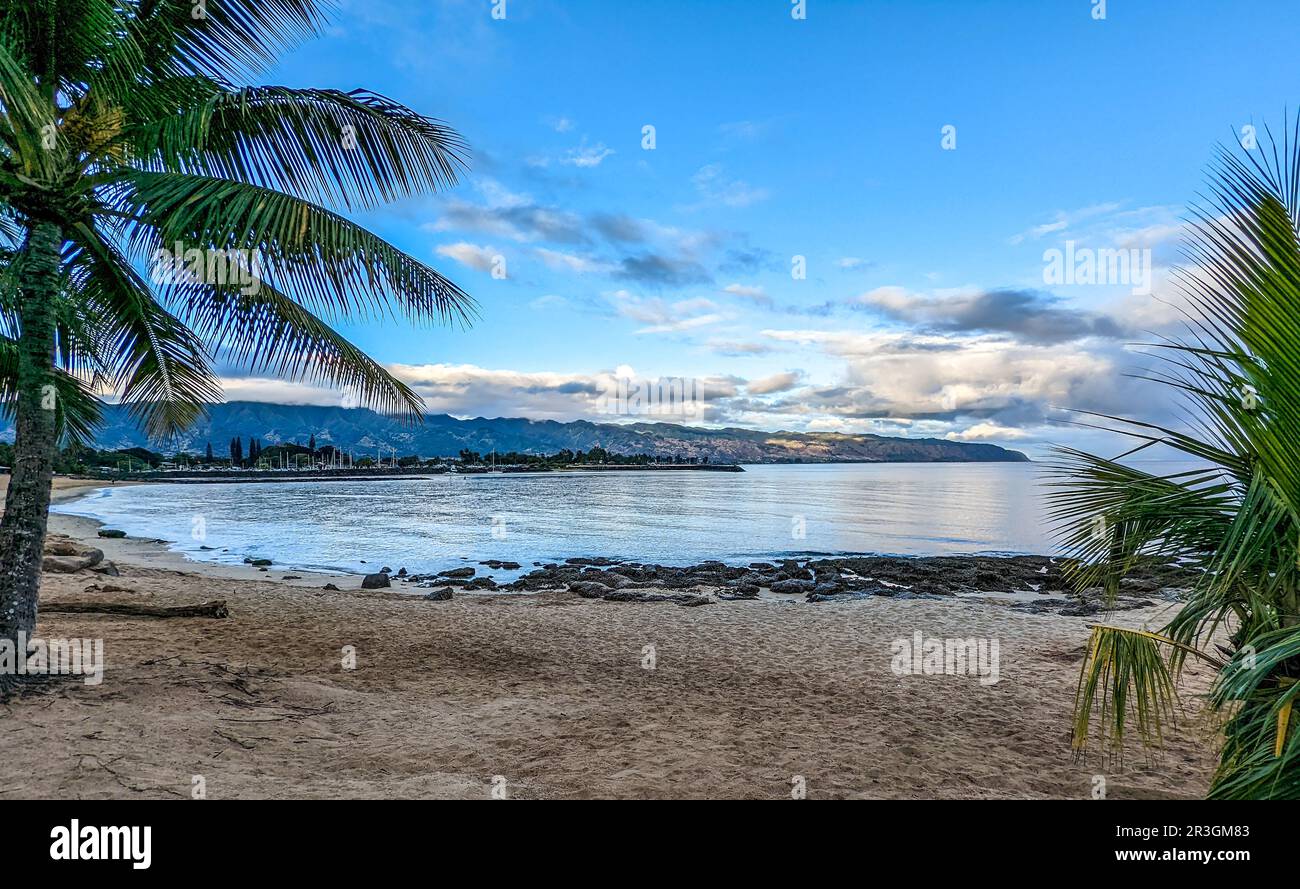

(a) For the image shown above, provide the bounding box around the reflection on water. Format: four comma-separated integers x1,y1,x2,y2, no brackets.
54,463,1056,575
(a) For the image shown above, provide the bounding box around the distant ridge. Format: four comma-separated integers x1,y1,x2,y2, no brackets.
1,401,1030,464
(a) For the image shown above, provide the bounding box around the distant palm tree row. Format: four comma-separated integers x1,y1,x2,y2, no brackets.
0,0,474,674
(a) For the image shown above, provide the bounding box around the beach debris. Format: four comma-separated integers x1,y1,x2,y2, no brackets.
83,583,135,594
42,600,229,619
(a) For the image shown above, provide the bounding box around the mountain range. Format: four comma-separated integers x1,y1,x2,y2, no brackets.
1,401,1030,463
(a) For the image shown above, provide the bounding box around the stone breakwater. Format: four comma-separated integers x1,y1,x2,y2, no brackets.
372,554,1195,616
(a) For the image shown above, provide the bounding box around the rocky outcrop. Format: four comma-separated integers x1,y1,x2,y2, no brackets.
488,554,1192,616
42,538,105,573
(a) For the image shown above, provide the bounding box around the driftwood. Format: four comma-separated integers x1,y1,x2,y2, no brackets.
41,600,229,619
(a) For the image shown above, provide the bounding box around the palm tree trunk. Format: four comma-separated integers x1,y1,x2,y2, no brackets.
0,221,63,670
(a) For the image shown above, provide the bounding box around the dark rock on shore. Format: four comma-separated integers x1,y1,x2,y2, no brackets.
424,587,454,601
569,581,610,598
602,590,711,607
361,572,391,589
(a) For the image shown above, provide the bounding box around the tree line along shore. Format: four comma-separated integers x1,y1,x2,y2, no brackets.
0,440,744,478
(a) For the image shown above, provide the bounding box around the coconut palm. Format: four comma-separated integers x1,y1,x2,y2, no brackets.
1050,119,1300,798
0,0,474,669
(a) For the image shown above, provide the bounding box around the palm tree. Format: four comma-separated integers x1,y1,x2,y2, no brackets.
1049,119,1300,798
0,0,474,674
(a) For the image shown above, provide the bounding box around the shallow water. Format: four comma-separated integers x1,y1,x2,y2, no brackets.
53,463,1067,577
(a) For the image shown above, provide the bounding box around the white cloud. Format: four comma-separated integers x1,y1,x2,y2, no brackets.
707,339,778,356
529,294,569,310
1008,202,1123,245
435,242,499,272
532,247,606,274
759,328,1135,424
945,422,1031,442
563,141,615,168
215,377,348,406
718,120,768,140
747,371,802,395
721,283,772,306
608,291,725,335
690,164,769,209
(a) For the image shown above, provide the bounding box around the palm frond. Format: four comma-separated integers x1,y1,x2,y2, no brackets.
110,170,476,327
133,84,468,210
66,220,220,438
1052,116,1300,798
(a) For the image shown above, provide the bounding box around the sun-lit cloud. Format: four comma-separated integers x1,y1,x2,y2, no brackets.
434,241,499,272
746,371,802,395
945,422,1032,442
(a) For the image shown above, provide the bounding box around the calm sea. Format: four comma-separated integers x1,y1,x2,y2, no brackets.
52,463,1070,577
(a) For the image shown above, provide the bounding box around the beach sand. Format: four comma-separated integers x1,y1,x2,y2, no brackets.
0,477,1218,799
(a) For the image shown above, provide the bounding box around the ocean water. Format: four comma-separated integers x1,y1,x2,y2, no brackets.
52,463,1060,577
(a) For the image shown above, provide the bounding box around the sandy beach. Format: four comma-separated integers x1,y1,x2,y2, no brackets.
0,477,1219,799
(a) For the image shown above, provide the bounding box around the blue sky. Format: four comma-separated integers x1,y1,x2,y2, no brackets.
222,0,1300,457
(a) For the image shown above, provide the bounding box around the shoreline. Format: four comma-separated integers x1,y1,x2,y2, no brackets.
48,479,354,590
61,462,749,485
38,476,1187,620
46,478,1184,616
4,475,1220,799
